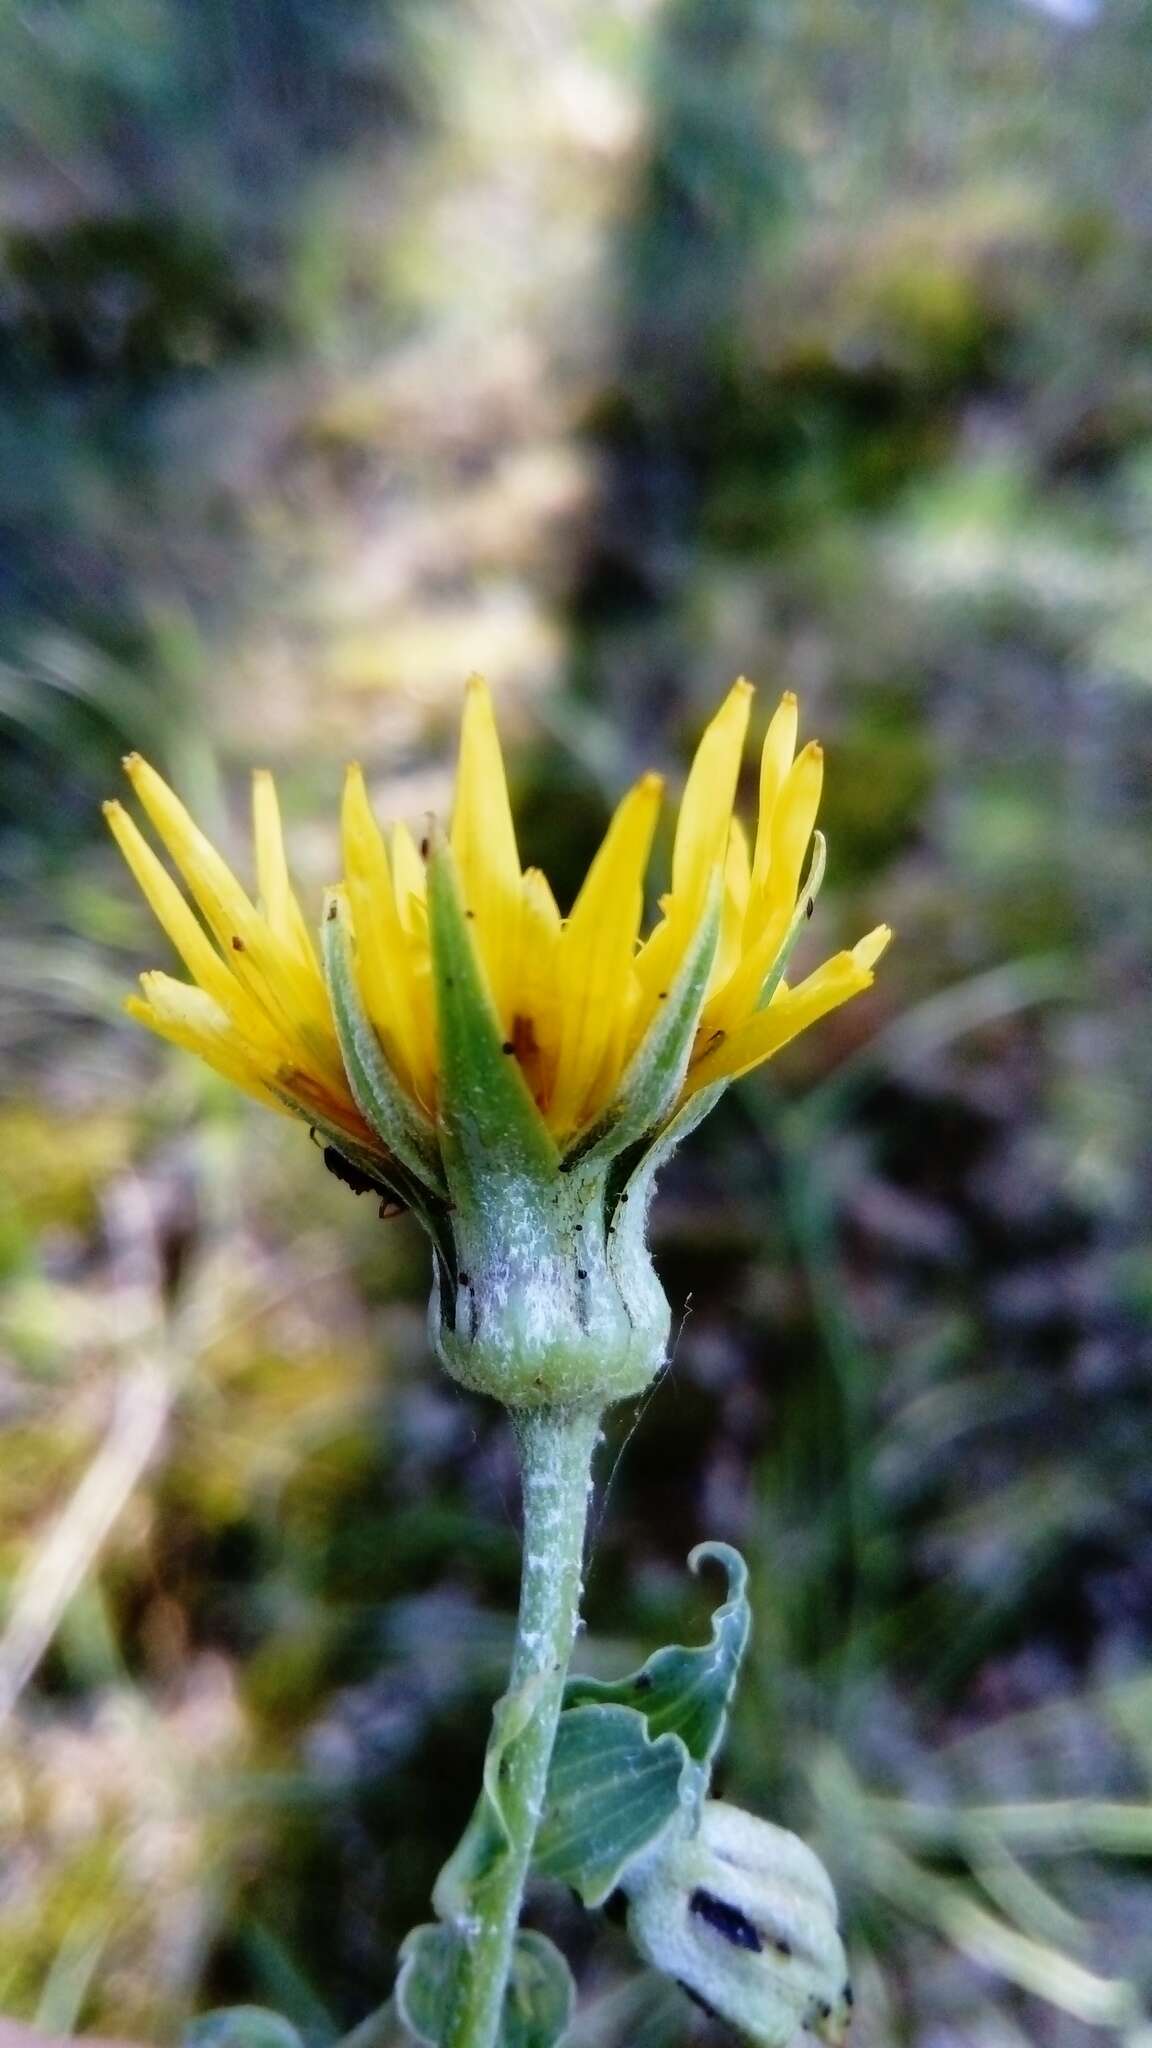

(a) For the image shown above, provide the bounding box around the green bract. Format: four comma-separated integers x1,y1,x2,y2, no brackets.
424,837,721,1408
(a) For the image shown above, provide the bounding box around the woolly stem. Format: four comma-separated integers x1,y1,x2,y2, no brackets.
444,1403,601,2048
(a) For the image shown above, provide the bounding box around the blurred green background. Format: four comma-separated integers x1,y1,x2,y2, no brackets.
2,2,1152,2043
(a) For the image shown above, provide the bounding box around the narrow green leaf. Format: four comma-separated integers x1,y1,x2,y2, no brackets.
397,1925,573,2048
322,892,446,1194
574,877,721,1167
424,835,558,1185
534,1702,687,1905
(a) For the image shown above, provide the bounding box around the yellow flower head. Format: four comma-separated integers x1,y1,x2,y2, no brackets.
107,678,888,1172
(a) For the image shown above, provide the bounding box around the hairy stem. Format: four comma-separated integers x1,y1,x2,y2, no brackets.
445,1402,601,2048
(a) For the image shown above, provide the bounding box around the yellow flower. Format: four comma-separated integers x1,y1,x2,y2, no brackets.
107,678,889,1162
104,761,380,1162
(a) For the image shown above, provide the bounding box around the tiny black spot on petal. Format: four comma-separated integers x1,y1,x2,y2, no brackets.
502,1041,516,1055
231,935,245,951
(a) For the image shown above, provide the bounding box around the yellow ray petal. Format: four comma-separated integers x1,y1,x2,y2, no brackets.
391,821,428,934
384,823,437,1105
128,976,285,1109
549,772,663,1137
104,799,277,1048
702,900,794,1036
851,923,892,973
632,683,753,1034
450,673,522,1029
708,736,826,1033
711,817,752,994
750,691,799,894
252,770,293,939
514,866,564,1105
758,740,824,927
583,965,642,1123
670,678,754,909
123,755,337,1071
341,765,426,1099
631,907,679,1017
685,925,891,1093
252,771,319,974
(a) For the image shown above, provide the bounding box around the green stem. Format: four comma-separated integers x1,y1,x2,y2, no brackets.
445,1402,601,2048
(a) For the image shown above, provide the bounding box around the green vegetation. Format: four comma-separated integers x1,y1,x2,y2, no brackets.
2,1,1151,2042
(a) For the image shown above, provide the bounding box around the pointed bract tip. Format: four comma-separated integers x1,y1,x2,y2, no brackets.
422,813,449,858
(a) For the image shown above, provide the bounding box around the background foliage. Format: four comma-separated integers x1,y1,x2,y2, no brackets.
2,2,1152,2043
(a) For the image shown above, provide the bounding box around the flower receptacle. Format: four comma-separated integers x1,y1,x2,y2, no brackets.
430,1154,671,1408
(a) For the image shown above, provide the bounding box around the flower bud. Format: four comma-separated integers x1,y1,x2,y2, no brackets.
623,1800,852,2047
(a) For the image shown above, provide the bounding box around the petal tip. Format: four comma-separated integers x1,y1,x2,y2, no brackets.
855,924,893,971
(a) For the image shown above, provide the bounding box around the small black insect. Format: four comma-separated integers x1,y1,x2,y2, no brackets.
321,1145,408,1220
